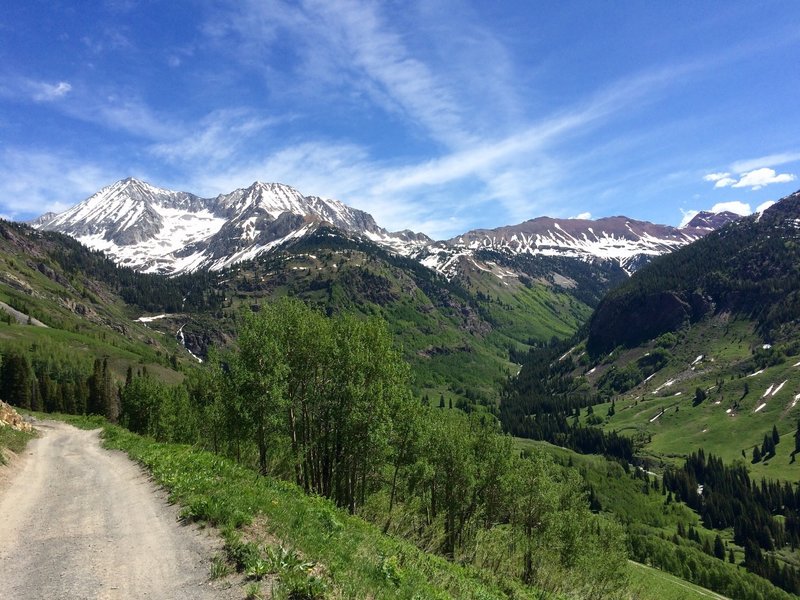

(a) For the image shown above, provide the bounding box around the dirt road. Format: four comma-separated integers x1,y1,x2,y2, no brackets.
0,421,237,599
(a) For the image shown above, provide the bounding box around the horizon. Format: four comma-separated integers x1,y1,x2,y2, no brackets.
2,1,799,238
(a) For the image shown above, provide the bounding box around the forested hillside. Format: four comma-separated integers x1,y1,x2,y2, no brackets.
502,189,800,599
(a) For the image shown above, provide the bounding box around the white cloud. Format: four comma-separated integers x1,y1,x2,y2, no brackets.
150,109,281,164
755,200,775,213
704,167,795,190
32,81,72,102
703,172,730,182
0,149,117,220
572,212,592,220
731,167,795,190
713,177,737,188
678,209,700,228
709,200,752,215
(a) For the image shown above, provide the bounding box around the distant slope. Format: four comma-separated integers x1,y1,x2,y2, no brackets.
587,189,800,355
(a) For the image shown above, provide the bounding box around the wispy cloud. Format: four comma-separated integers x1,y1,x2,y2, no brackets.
32,81,72,102
0,149,115,219
150,109,283,165
730,151,800,173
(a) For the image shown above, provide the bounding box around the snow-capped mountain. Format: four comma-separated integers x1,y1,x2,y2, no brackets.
415,215,734,277
35,178,431,274
680,210,740,231
34,177,737,277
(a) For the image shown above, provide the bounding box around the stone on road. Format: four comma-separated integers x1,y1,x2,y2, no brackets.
0,421,235,599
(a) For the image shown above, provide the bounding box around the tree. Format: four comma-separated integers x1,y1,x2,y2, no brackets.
795,419,800,455
0,350,33,409
693,387,707,406
752,445,762,463
714,534,725,560
772,424,780,445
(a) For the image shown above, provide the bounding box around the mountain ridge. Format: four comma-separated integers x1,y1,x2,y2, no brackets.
34,177,739,277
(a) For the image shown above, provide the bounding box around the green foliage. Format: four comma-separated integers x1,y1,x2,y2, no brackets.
588,196,800,354
0,424,35,465
101,425,552,600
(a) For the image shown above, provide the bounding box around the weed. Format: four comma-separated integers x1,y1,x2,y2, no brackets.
209,555,230,580
244,581,263,600
378,554,403,586
278,570,328,600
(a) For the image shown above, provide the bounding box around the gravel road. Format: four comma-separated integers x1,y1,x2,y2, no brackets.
0,421,238,599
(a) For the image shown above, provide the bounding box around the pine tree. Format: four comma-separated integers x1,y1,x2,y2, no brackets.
795,419,800,455
752,445,762,463
773,424,780,445
714,534,726,560
0,350,33,409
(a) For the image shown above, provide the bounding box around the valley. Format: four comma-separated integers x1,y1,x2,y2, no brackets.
1,182,800,600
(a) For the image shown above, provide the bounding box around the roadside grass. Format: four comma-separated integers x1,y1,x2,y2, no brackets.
101,424,551,600
0,426,35,465
23,411,108,430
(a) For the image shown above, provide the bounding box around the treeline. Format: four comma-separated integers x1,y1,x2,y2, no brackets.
0,220,223,314
500,342,634,462
114,298,629,598
664,450,800,594
0,344,119,420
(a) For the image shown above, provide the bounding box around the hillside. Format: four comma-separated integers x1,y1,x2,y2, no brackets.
0,219,215,411
502,188,800,598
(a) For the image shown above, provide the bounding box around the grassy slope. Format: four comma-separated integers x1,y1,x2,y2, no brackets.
100,424,552,600
572,317,800,482
0,224,191,384
628,562,729,600
0,426,34,465
212,239,594,402
514,438,792,600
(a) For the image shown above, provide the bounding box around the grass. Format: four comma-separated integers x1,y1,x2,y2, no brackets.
0,425,35,465
628,561,729,600
580,317,800,483
101,424,553,600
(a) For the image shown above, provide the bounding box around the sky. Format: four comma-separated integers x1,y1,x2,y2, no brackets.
1,1,799,239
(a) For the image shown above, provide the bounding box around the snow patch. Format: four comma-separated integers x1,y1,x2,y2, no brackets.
754,402,767,413
747,369,765,377
135,314,168,323
771,380,787,396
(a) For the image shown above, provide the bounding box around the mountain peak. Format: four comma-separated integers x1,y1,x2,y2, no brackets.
37,179,429,274
681,210,740,231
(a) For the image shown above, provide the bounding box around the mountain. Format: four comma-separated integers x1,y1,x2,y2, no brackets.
682,210,741,231
35,178,735,278
416,214,731,277
35,178,431,274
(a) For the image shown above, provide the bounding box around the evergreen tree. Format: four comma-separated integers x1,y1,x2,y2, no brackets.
714,534,725,560
0,350,33,409
772,424,780,445
752,445,762,463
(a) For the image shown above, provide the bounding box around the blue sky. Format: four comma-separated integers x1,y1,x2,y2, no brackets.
1,1,799,238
